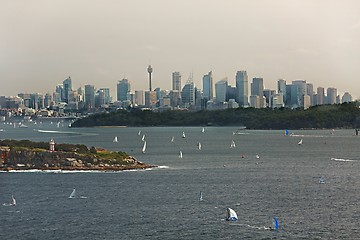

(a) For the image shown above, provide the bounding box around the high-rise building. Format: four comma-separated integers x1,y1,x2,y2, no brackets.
63,77,72,103
134,90,144,106
251,77,264,97
292,80,308,108
98,88,111,104
342,92,352,103
144,91,157,108
85,84,95,110
306,83,314,106
172,72,182,91
181,77,195,107
235,70,249,107
117,79,130,101
202,71,213,100
316,87,325,105
327,87,337,104
277,79,286,103
215,79,228,103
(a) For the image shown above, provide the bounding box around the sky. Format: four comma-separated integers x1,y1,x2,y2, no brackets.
1,0,360,99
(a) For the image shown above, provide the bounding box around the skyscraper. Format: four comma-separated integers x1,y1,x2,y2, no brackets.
316,87,325,105
277,79,286,103
172,72,182,91
84,84,95,110
215,79,228,103
251,77,264,97
235,70,249,107
327,87,337,104
117,79,130,101
181,75,195,107
202,71,213,100
63,77,72,103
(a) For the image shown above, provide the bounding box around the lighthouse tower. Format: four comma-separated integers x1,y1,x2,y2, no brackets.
49,139,55,152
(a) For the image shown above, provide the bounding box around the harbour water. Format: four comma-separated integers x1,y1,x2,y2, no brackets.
1,121,360,239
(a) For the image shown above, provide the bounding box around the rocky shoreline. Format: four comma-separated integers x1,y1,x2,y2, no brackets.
0,140,155,172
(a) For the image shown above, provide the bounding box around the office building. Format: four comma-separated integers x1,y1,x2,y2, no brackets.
215,79,228,103
235,70,249,107
202,71,213,100
117,79,130,101
172,72,182,91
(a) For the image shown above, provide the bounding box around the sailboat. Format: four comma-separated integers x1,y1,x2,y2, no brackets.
68,189,76,199
142,134,145,142
182,132,186,138
179,151,183,159
197,142,202,150
319,176,326,184
230,140,236,148
272,217,279,230
138,130,141,136
201,127,205,133
171,136,174,143
298,139,303,145
255,154,260,159
199,191,203,201
113,136,118,142
226,208,238,221
285,129,289,136
142,141,147,154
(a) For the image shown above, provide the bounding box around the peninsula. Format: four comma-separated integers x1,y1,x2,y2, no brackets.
0,139,154,171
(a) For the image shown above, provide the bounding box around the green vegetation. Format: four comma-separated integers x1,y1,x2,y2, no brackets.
72,102,360,129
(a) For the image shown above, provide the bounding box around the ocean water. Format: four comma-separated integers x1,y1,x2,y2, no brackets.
1,121,360,239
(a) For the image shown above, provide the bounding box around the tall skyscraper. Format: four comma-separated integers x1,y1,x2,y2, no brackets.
317,87,324,105
172,72,182,91
181,74,195,107
306,83,314,106
135,90,144,106
147,65,153,91
327,87,337,104
277,79,286,103
235,70,249,107
117,79,130,101
202,71,213,100
251,77,264,97
215,79,228,103
84,84,95,110
63,77,72,103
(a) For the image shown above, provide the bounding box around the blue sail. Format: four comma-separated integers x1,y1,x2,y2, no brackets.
285,129,289,136
272,217,279,230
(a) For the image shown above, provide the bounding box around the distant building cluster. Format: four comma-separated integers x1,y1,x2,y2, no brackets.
0,67,354,118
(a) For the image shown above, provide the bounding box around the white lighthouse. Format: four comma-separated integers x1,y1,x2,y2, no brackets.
49,138,55,152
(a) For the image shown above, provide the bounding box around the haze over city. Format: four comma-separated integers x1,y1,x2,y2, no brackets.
1,0,359,98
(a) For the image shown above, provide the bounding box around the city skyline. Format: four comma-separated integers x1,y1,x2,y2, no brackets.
1,0,359,98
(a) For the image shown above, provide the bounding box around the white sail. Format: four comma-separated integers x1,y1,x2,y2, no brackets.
182,132,186,138
226,208,238,221
142,134,145,142
142,141,147,154
230,140,236,148
199,191,203,201
198,142,202,150
179,151,183,158
113,136,118,142
69,189,76,199
138,130,141,136
298,139,303,145
11,195,16,205
201,127,205,133
171,136,174,143
255,154,260,159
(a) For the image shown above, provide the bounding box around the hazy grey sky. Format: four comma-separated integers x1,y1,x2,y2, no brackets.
1,0,360,98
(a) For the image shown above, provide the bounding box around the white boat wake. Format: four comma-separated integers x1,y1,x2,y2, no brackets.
331,157,357,162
